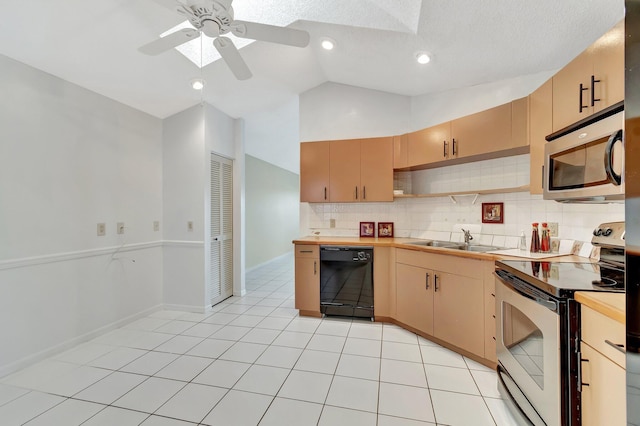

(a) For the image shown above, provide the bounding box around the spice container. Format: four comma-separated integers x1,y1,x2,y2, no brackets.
540,223,551,253
530,223,540,253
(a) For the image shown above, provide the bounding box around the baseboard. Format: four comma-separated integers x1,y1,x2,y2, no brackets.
0,304,163,379
163,303,208,313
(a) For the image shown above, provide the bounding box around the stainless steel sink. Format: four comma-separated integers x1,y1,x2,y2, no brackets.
407,240,461,248
456,245,505,252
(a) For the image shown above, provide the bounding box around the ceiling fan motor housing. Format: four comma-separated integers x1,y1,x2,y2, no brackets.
181,0,234,35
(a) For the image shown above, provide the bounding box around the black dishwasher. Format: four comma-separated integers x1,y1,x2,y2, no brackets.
320,246,374,320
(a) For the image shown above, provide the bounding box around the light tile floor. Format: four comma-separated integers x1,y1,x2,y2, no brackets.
0,254,520,425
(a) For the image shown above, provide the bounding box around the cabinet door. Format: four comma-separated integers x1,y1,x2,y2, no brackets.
552,51,592,131
300,142,330,202
580,343,626,426
529,79,553,195
393,134,408,169
433,272,484,357
591,20,624,114
329,139,361,202
361,137,394,202
294,256,320,313
407,122,451,165
450,103,512,158
396,263,434,334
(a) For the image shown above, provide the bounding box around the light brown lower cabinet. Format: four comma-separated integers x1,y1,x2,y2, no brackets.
580,305,626,425
580,343,625,425
294,244,321,316
395,249,488,359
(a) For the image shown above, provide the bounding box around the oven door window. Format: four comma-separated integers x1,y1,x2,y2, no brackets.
502,302,544,389
549,135,623,190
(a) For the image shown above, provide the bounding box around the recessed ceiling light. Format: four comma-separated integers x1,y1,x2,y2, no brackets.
320,37,336,50
191,78,205,90
416,52,431,64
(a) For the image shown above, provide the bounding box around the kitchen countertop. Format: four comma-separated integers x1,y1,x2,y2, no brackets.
293,236,588,262
575,291,625,324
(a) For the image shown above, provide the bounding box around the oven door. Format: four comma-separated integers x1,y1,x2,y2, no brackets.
496,272,561,426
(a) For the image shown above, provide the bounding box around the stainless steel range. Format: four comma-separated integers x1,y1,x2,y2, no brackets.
495,222,625,425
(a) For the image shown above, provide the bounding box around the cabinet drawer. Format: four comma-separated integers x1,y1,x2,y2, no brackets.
295,245,319,258
581,305,625,368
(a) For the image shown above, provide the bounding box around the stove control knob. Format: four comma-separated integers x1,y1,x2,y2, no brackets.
603,228,613,237
593,228,602,236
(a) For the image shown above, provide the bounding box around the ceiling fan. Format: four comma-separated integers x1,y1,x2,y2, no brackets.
140,0,311,80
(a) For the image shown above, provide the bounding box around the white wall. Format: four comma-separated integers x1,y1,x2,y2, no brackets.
162,103,241,310
0,54,163,376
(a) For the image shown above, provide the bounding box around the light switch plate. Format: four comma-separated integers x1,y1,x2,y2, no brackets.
187,221,194,232
548,222,559,237
97,223,106,236
153,221,160,232
117,222,125,235
330,219,336,228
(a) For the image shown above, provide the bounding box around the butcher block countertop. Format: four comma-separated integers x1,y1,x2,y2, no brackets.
293,236,589,262
575,291,625,324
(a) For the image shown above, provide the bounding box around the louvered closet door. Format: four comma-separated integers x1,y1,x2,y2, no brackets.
210,154,233,306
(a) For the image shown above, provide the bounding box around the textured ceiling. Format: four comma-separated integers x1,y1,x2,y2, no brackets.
0,0,625,119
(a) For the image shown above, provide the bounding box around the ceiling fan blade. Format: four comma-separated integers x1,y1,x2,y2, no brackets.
139,28,200,55
213,36,252,80
231,20,310,48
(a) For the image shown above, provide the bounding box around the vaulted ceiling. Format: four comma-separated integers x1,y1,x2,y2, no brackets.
0,0,624,120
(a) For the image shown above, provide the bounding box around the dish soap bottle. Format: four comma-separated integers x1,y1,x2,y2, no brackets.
530,223,540,253
519,231,527,251
540,223,551,253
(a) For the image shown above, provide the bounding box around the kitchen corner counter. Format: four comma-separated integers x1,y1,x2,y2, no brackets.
575,291,625,324
293,236,589,262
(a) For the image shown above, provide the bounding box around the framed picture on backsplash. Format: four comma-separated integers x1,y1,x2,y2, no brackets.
482,202,504,224
378,222,394,238
360,222,375,237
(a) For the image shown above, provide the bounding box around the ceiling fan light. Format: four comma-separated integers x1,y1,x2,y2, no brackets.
191,78,205,90
321,38,335,50
416,52,431,64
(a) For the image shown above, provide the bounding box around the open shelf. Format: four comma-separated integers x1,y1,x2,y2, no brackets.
393,185,530,200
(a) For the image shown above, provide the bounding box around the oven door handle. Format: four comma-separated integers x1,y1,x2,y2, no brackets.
604,129,623,186
496,270,558,312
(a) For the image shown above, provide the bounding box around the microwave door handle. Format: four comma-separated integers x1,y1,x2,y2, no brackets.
604,129,623,186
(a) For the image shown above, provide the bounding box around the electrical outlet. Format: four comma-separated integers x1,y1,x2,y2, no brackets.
153,221,160,232
548,222,559,237
97,223,106,236
330,219,336,228
187,221,194,232
117,222,125,235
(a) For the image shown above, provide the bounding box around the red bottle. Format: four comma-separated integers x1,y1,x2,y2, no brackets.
540,223,551,253
530,223,540,253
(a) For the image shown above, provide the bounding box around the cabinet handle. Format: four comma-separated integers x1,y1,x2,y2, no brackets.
314,260,317,275
434,274,439,292
355,186,358,200
324,187,327,200
452,138,457,156
579,356,590,388
443,141,448,158
605,339,626,354
425,272,430,290
363,186,366,200
591,75,601,106
300,250,313,253
579,83,589,113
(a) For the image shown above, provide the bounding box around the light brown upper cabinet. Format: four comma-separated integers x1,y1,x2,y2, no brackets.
529,79,553,195
406,122,452,166
393,134,409,169
450,102,524,159
330,137,394,202
300,137,393,203
300,141,330,202
552,20,624,131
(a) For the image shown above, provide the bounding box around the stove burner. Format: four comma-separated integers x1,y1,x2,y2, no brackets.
591,277,619,287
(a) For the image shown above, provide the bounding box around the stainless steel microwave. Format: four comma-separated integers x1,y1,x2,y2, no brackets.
543,106,624,203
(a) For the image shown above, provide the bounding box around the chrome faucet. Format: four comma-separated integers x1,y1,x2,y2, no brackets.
461,228,473,245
